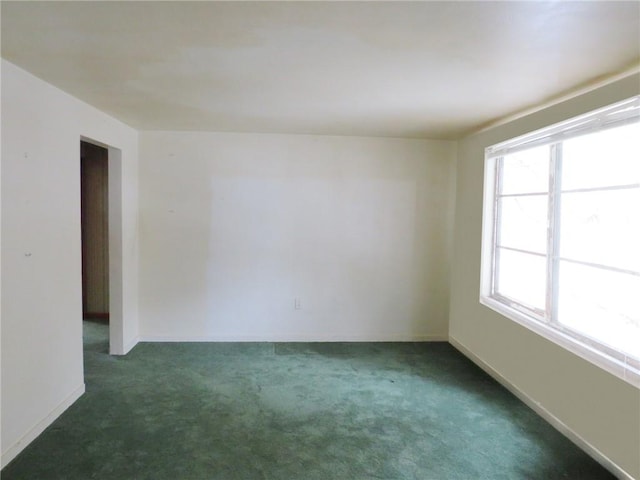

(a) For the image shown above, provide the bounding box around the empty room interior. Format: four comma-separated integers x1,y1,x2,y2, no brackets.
1,1,639,479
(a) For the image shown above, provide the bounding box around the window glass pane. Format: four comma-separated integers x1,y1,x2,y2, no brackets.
562,122,640,191
495,248,546,311
558,261,640,359
498,196,548,254
559,188,640,272
501,145,550,194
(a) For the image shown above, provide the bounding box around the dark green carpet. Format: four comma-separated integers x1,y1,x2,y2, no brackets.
2,321,614,479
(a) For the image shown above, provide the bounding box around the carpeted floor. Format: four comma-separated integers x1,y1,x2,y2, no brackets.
1,321,614,479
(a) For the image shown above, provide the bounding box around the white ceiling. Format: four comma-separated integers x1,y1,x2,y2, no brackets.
2,1,639,139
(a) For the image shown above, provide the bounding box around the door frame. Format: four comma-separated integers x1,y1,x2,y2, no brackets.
80,136,127,355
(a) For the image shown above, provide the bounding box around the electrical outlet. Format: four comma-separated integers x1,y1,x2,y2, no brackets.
294,298,301,310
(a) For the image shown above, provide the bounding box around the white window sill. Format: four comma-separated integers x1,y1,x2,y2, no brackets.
479,295,640,388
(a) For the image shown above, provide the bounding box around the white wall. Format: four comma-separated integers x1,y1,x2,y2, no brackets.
450,73,640,479
0,60,139,466
139,132,455,341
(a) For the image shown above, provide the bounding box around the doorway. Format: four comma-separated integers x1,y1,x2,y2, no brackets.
80,141,110,323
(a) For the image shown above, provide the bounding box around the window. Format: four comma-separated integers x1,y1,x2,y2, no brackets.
480,96,640,386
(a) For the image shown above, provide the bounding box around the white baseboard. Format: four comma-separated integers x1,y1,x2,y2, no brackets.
122,335,139,354
449,336,634,480
1,383,85,469
110,336,139,356
138,334,449,343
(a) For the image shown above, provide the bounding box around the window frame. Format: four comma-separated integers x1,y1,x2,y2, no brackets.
480,96,640,388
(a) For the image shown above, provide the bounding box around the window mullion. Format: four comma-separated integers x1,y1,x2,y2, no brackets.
547,143,563,324
491,157,504,296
